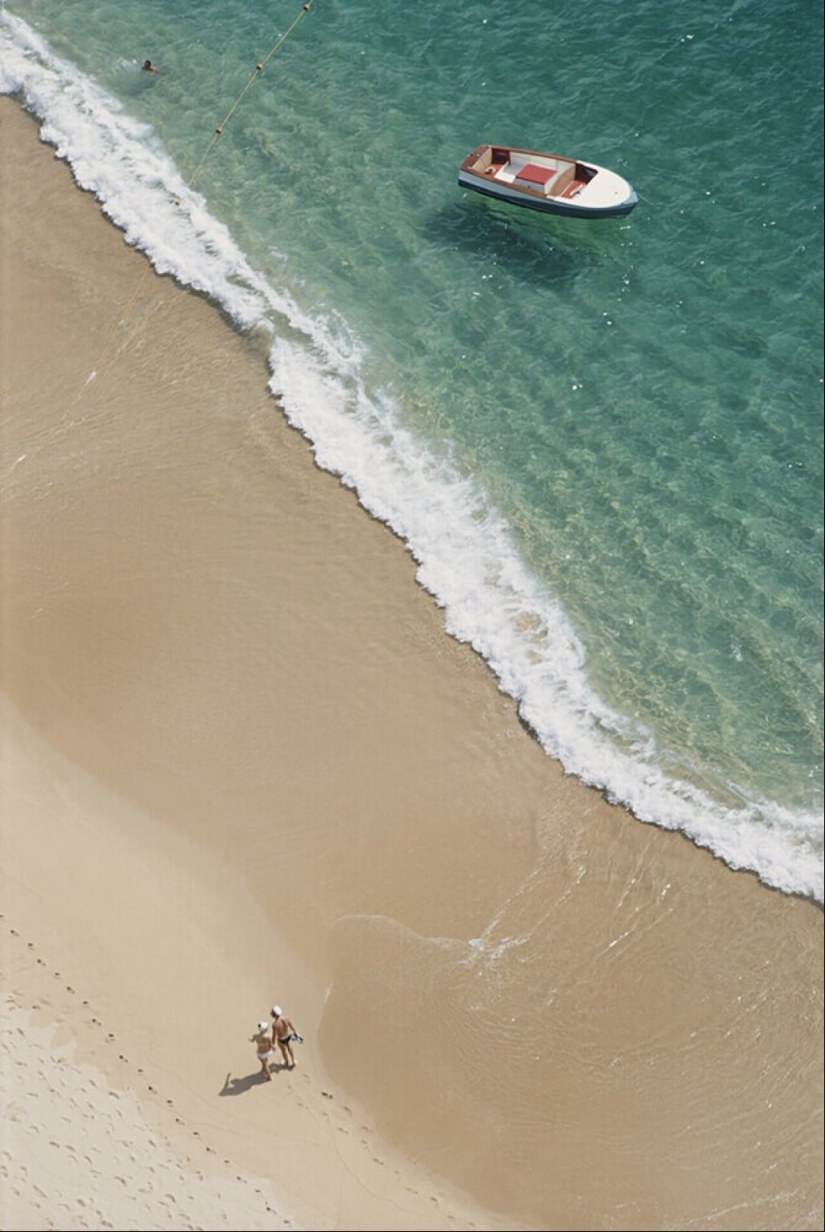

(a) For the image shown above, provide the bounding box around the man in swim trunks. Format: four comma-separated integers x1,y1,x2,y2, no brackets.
250,1021,273,1081
270,1005,298,1069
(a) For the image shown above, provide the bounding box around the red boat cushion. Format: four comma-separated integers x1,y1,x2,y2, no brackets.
516,163,556,186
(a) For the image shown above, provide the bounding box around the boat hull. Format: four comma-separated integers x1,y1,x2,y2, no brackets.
458,171,637,218
458,145,637,219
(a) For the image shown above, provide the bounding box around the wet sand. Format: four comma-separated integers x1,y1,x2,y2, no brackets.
1,95,822,1231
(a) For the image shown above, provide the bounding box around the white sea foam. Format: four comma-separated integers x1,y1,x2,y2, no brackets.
2,11,821,903
269,340,824,905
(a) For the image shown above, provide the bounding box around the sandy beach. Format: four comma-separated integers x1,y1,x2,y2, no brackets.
1,93,822,1232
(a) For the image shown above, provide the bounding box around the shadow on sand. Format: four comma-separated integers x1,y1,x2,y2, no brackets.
219,1062,290,1096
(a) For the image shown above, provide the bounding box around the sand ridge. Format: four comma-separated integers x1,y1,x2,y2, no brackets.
0,689,509,1232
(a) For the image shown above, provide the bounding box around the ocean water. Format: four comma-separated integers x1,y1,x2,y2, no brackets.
2,0,822,901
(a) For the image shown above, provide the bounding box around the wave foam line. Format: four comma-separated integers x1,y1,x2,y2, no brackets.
3,10,821,903
268,339,824,905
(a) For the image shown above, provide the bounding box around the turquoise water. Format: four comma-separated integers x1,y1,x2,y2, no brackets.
2,0,822,899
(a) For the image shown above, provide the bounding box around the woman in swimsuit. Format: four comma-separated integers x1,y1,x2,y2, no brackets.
250,1022,273,1081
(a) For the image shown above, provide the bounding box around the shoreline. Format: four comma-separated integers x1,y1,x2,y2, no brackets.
1,94,822,1231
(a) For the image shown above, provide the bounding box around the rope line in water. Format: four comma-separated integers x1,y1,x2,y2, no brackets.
70,1,315,408
186,1,314,194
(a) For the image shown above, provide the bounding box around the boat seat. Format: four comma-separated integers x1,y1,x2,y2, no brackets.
515,163,556,189
470,147,494,173
561,180,586,198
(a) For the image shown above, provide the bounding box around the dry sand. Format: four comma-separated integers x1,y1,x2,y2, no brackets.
1,993,295,1232
1,94,823,1231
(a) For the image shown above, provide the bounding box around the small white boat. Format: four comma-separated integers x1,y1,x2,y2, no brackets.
458,144,637,219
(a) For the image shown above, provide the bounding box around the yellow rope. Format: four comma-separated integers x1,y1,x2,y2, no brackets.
186,1,314,194
71,1,315,407
63,262,152,415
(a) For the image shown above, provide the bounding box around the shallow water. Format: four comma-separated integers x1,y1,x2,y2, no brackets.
1,0,822,899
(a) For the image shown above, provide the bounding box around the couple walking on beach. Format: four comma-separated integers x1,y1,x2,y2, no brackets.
250,1005,302,1082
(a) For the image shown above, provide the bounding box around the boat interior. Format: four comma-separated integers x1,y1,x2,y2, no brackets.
466,145,596,200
